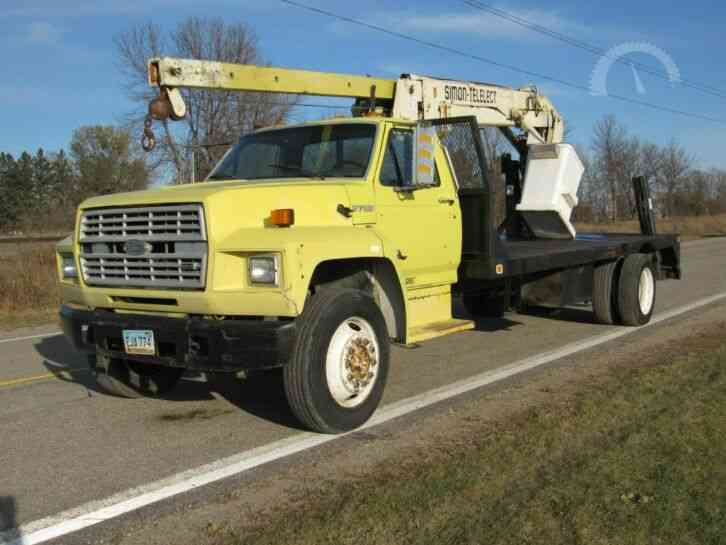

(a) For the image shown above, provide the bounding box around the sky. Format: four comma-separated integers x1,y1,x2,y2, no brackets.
1,0,725,168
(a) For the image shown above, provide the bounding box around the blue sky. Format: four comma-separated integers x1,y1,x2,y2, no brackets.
2,0,725,168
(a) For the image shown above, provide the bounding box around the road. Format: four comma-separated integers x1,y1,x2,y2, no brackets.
1,238,725,544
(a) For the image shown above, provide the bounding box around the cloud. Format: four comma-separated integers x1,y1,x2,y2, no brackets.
325,6,590,43
26,21,63,45
397,9,586,41
325,4,661,49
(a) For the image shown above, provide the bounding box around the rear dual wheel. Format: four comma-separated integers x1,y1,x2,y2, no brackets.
592,259,621,325
592,253,656,326
618,253,656,326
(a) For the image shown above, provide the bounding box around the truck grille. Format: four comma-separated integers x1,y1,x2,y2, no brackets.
80,204,205,241
79,204,208,289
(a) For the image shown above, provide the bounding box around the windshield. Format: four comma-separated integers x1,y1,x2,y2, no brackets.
208,123,377,181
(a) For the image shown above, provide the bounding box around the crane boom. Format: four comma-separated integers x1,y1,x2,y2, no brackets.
147,57,564,145
148,57,396,99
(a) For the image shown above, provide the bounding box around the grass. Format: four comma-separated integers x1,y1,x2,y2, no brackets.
216,325,726,545
0,243,60,329
576,213,726,239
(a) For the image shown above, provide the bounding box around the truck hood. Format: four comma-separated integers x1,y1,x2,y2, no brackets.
78,178,364,240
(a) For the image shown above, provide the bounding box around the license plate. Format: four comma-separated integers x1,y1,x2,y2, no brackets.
122,329,156,356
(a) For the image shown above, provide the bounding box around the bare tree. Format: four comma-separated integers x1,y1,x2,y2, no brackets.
659,139,694,217
573,144,604,222
591,115,629,220
115,17,298,183
580,114,722,223
710,168,726,213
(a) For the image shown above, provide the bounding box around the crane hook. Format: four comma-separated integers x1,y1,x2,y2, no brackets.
141,114,156,152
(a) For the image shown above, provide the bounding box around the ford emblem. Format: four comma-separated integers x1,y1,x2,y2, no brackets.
124,240,152,256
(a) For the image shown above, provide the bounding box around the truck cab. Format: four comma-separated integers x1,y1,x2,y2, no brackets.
58,116,472,432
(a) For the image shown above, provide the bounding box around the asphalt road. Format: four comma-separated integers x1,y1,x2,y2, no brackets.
1,238,725,541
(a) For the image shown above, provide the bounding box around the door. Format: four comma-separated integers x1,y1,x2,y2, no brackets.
374,125,461,289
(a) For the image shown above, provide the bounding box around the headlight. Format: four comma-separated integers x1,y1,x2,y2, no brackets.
61,255,78,279
248,255,278,285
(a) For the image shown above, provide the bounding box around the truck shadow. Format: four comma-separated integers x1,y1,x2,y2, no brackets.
207,370,307,430
454,299,596,330
35,334,100,391
0,496,18,539
518,304,597,324
34,336,305,429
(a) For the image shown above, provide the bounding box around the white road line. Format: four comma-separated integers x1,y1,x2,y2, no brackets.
3,290,726,545
0,332,60,345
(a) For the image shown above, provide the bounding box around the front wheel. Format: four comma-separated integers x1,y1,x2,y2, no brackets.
93,353,184,398
283,288,390,434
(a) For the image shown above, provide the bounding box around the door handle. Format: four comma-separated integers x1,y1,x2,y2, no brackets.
336,204,353,218
438,198,455,205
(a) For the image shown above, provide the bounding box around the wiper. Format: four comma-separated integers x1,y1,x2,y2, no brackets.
267,163,325,180
207,173,236,181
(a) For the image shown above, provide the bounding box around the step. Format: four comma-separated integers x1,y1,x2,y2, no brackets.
407,318,475,344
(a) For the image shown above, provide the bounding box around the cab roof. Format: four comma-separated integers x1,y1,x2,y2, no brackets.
253,115,414,134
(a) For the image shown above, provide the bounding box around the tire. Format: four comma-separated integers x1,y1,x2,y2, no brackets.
283,288,390,434
592,260,620,325
617,253,657,326
94,352,184,398
462,293,506,318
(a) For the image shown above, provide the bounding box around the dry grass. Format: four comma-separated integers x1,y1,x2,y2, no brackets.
576,213,726,239
0,243,60,329
216,325,726,545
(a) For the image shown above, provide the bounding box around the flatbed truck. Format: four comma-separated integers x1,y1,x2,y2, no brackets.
58,58,681,433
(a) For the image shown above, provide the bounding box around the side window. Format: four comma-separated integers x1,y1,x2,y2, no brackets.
380,130,412,187
380,129,440,187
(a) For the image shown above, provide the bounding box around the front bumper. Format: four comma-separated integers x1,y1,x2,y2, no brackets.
60,305,296,371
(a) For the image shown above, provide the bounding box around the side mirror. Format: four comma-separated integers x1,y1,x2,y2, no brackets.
411,123,437,188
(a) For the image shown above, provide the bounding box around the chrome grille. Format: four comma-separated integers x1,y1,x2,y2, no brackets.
79,204,207,289
80,204,205,242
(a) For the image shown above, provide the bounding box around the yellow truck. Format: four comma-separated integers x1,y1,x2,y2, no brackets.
58,58,681,433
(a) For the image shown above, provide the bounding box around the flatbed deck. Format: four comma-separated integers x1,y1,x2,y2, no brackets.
461,232,681,281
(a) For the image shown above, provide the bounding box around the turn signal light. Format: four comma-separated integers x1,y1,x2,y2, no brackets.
270,208,295,227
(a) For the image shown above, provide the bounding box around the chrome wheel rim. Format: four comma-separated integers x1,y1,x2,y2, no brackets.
325,317,379,408
639,267,655,315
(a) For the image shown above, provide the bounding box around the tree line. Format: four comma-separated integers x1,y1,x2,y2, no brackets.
0,126,151,232
3,113,726,233
577,115,726,222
